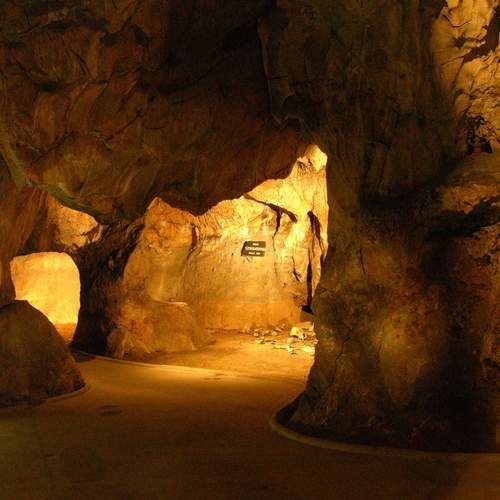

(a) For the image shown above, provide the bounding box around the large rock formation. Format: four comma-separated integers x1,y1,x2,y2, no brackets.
0,139,83,404
259,1,499,450
72,146,328,358
0,0,498,449
0,301,84,407
0,0,302,220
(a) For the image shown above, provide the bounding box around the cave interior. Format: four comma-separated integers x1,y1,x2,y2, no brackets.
0,1,499,497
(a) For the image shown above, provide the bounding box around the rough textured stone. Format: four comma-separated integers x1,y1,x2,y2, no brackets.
24,194,103,254
0,0,498,448
258,1,499,450
73,147,328,358
0,0,302,221
107,301,211,360
0,163,46,307
0,301,84,407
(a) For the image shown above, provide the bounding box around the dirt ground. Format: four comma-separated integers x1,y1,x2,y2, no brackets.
139,329,315,383
57,324,316,384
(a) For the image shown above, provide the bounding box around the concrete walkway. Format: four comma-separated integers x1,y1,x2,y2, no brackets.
1,355,498,500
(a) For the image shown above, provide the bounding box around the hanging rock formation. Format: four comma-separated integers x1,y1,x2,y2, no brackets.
0,0,302,220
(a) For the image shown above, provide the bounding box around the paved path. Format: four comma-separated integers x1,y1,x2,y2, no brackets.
1,356,498,500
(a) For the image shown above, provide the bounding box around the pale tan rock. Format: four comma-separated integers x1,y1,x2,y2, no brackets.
107,300,212,360
289,327,305,340
10,252,80,332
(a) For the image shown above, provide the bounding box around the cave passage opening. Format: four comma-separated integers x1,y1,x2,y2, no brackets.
113,145,329,379
10,252,81,343
7,146,329,381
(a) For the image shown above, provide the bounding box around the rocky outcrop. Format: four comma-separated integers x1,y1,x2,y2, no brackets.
0,301,84,407
73,146,328,358
0,0,497,449
0,0,302,221
259,1,499,450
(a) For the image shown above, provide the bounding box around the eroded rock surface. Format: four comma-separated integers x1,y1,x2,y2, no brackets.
259,1,499,450
0,0,302,221
74,147,328,358
0,0,498,449
0,301,84,407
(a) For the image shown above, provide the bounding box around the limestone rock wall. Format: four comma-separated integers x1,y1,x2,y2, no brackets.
0,168,85,405
0,0,302,221
432,0,499,149
259,1,499,450
74,147,328,359
0,0,498,448
24,194,104,255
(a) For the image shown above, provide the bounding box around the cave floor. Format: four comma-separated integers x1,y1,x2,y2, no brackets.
1,356,499,500
139,329,315,384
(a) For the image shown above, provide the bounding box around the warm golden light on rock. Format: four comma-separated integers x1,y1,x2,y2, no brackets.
10,252,80,341
77,145,329,359
0,0,497,461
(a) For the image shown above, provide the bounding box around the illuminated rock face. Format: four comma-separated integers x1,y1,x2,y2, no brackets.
0,0,302,221
0,301,84,407
0,163,83,405
130,146,328,332
10,252,80,341
74,147,328,358
259,1,499,450
0,0,498,448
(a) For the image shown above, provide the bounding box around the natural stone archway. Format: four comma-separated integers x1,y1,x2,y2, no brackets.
0,165,85,404
72,145,328,359
0,0,497,451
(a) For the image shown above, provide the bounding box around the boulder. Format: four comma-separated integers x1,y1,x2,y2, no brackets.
0,301,84,407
